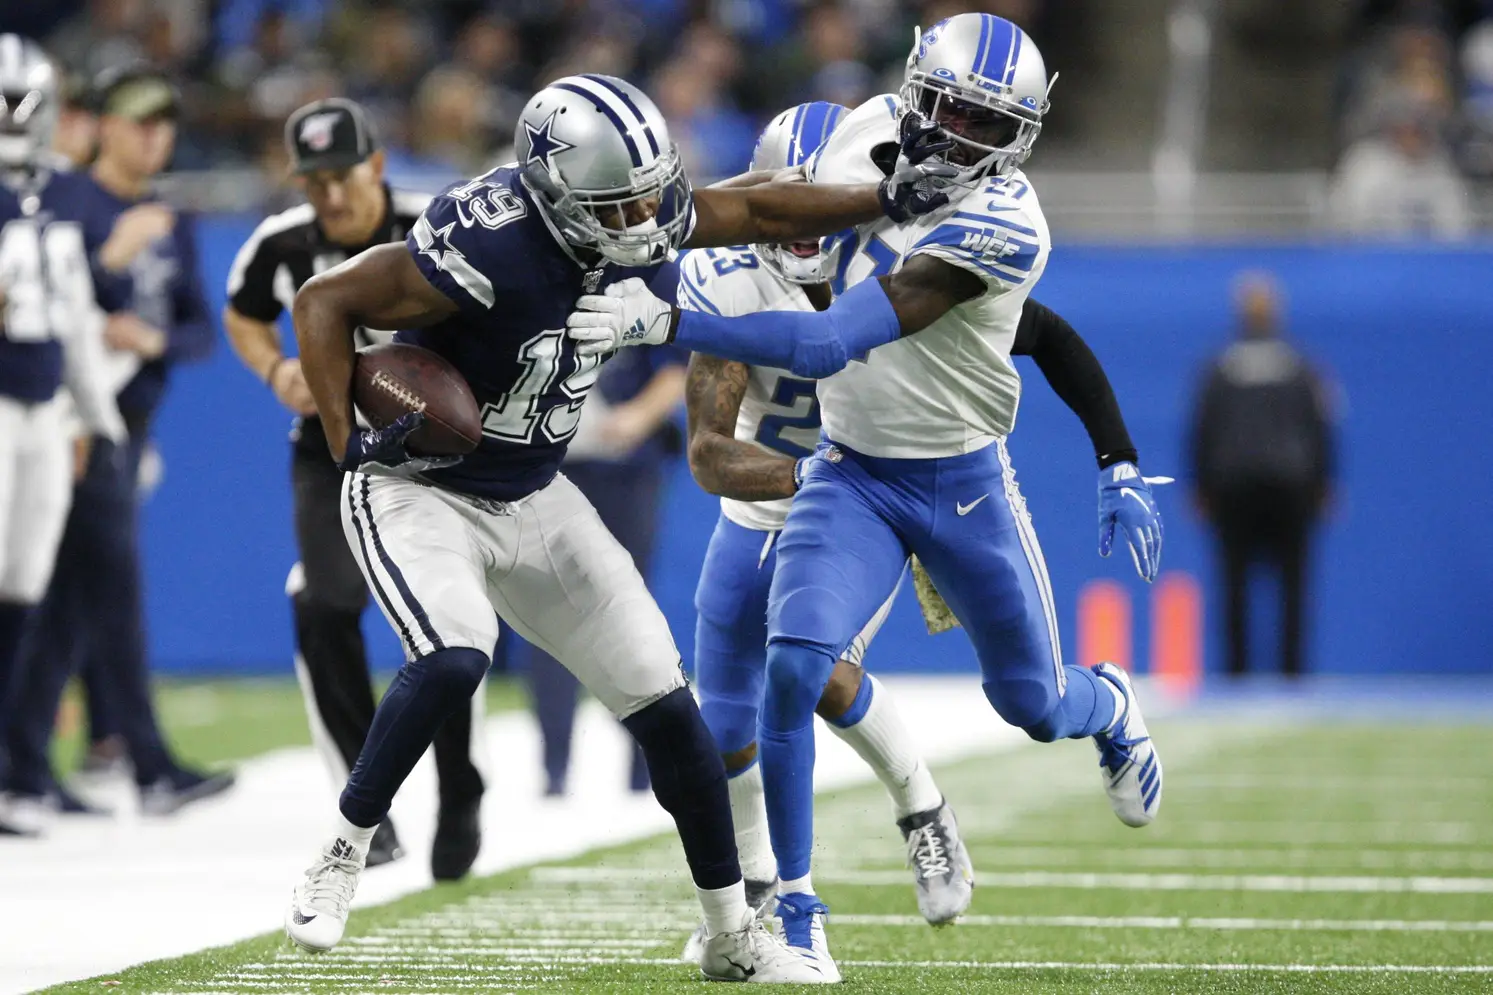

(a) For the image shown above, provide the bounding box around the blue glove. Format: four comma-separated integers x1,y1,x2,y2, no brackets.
1097,462,1173,583
877,115,962,223
340,411,463,477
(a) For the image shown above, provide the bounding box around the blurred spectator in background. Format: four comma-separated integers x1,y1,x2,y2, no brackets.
4,66,233,816
49,74,99,168
1189,272,1337,679
651,23,757,180
1331,91,1472,235
522,341,689,797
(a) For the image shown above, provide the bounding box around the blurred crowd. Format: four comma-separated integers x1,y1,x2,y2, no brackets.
13,0,1050,198
1331,0,1493,235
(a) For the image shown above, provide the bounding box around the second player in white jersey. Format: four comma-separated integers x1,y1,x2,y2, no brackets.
677,246,817,532
808,94,1050,456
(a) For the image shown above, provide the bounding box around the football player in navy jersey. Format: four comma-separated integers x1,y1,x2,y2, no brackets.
0,35,125,836
286,73,955,980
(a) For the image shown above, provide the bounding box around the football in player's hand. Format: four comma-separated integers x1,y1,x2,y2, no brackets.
353,343,482,457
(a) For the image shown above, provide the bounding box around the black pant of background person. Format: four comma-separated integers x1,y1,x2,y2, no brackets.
522,460,660,796
290,416,484,877
1212,482,1317,678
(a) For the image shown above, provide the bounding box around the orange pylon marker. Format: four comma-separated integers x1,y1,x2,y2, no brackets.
1151,571,1203,697
1077,579,1131,672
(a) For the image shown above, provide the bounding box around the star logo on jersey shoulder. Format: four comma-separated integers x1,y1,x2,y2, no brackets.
523,111,575,171
412,215,496,309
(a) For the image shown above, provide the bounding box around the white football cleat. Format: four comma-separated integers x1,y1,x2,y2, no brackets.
285,835,367,952
772,893,840,983
1091,662,1161,827
699,906,832,983
898,800,974,925
682,876,777,965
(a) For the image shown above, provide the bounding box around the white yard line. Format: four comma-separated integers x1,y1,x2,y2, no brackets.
943,844,1493,872
833,914,1493,932
0,676,1022,995
837,960,1493,974
530,865,1493,894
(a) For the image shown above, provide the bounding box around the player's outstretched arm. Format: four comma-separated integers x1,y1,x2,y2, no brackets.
685,118,957,247
567,256,982,378
684,353,798,501
292,243,457,462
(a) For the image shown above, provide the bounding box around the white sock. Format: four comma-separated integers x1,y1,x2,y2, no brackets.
781,872,814,897
727,763,778,885
697,879,749,937
828,674,943,819
334,812,377,852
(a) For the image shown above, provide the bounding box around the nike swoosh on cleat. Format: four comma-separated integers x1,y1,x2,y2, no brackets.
723,957,755,979
291,911,317,926
956,494,989,516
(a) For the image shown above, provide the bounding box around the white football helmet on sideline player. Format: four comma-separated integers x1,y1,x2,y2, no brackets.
900,13,1056,178
514,73,693,268
747,100,849,285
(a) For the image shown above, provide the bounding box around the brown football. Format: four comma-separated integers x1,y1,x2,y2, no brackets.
352,343,482,457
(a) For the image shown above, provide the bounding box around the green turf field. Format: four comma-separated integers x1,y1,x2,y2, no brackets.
50,674,529,770
39,717,1493,994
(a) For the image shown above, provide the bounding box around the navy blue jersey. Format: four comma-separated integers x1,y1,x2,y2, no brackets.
403,165,680,500
0,169,97,403
69,174,213,417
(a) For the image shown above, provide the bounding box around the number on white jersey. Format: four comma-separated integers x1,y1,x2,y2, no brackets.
479,328,601,445
754,374,820,459
0,219,89,344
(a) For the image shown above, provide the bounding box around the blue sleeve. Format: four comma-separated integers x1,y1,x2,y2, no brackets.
163,213,214,363
407,184,525,313
673,277,900,378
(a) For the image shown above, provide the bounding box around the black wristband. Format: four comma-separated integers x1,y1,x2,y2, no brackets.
1097,449,1139,470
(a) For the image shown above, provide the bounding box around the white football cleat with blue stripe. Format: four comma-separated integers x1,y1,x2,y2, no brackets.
1091,663,1161,827
773,893,841,983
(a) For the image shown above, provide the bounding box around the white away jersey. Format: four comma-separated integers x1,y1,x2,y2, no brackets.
677,245,821,532
808,94,1051,458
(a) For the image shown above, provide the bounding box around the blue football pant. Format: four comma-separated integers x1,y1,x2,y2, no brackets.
761,439,1116,880
694,511,901,763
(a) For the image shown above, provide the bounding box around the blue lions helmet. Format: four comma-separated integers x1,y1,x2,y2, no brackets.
900,14,1056,178
748,101,848,285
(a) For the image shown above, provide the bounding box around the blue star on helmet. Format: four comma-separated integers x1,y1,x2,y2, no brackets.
524,110,575,170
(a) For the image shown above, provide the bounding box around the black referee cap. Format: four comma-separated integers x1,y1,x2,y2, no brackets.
285,98,379,174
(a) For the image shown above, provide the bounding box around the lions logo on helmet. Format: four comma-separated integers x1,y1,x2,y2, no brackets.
748,101,848,285
514,74,694,268
900,13,1056,180
0,34,59,169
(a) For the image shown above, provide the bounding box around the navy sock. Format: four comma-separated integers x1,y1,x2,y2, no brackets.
622,687,739,891
339,647,490,828
0,601,33,715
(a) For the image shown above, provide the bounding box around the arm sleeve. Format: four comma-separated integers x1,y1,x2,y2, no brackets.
163,213,215,363
673,275,899,379
1011,298,1136,468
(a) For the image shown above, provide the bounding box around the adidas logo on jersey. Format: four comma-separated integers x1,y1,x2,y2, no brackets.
958,229,1021,258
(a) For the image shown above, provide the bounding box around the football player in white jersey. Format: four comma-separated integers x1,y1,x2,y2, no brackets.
568,15,1168,977
678,104,974,959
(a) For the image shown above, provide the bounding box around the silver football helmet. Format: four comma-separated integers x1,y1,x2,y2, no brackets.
900,14,1055,179
749,101,848,285
0,34,58,169
515,74,692,267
